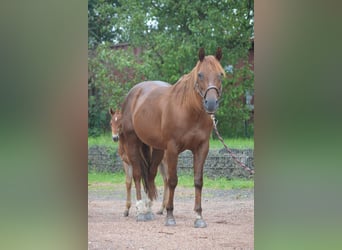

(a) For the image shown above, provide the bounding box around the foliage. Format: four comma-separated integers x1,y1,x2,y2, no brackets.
88,0,124,48
88,0,254,137
88,45,147,135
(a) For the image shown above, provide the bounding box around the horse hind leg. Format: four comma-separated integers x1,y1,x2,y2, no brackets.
139,144,163,200
136,148,163,221
156,160,169,215
130,142,154,221
132,162,148,221
147,148,164,201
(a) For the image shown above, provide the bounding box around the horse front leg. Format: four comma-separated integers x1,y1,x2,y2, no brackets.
165,149,178,226
192,142,209,228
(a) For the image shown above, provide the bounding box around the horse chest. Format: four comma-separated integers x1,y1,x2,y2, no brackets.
167,119,211,151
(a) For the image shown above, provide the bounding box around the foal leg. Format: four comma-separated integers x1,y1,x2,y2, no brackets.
123,161,132,217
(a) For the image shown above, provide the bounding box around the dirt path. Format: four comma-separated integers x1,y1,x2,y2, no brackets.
88,184,254,249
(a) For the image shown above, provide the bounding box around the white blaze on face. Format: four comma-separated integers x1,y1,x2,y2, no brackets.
112,116,119,139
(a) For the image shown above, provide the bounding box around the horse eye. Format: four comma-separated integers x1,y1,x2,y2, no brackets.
198,72,203,79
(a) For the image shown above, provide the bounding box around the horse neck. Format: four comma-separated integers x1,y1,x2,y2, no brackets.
170,74,203,114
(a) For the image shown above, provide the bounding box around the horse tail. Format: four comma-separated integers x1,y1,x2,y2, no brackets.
139,143,158,200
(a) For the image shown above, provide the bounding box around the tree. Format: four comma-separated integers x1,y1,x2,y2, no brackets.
88,45,146,135
88,0,254,137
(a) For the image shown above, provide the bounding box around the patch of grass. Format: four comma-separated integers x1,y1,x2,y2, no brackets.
210,137,254,149
88,172,254,190
88,133,115,148
88,133,254,149
88,171,125,184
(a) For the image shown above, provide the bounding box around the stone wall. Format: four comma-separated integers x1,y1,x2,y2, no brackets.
88,146,254,179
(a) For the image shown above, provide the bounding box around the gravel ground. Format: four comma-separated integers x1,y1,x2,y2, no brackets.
88,183,254,249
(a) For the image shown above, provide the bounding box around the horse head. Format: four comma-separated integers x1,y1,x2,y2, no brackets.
109,108,122,142
195,47,225,114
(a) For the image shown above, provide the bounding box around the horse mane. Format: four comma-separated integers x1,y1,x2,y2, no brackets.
172,55,225,113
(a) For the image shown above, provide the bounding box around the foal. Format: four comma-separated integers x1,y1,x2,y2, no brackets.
109,108,168,219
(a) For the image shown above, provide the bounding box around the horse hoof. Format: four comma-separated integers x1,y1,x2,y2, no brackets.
165,218,176,226
194,219,207,228
136,212,154,221
136,214,146,221
144,212,155,221
156,209,163,215
123,211,129,217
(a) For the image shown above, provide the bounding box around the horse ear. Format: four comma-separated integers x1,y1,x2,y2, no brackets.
109,108,114,115
215,47,222,61
199,48,205,62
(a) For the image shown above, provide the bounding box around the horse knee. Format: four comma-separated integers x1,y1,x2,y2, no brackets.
168,177,178,189
194,178,203,189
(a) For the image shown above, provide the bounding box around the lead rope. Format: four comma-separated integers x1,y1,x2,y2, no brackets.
211,115,255,175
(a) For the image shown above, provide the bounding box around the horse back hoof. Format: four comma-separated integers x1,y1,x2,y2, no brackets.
136,214,146,221
144,212,155,221
165,218,176,226
123,211,129,217
194,219,207,228
136,212,155,222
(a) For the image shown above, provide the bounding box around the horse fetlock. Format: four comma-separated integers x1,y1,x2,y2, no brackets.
136,199,153,214
135,199,154,221
194,179,203,189
126,201,131,209
168,178,178,188
156,206,164,215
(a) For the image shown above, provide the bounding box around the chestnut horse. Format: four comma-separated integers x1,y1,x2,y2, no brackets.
120,48,225,227
109,108,169,219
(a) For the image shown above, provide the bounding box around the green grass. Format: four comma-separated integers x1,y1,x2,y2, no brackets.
209,137,254,149
88,132,253,149
88,171,125,184
88,133,116,148
88,172,254,190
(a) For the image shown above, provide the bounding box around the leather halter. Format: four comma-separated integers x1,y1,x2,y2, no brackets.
194,82,222,99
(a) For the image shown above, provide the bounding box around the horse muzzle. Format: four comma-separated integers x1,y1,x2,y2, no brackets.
203,86,220,114
203,97,219,114
112,135,119,142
